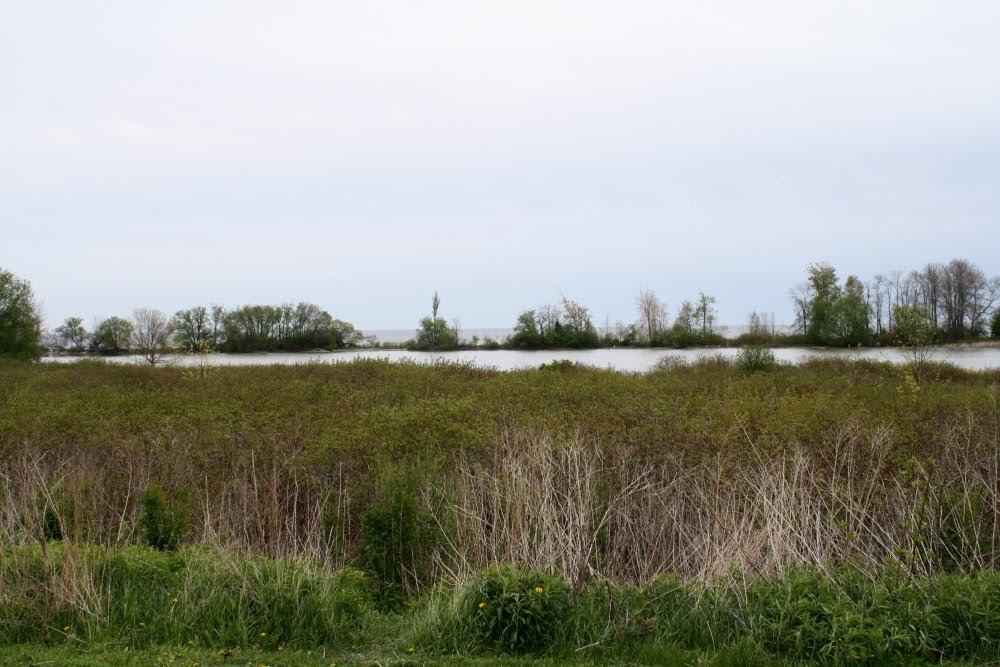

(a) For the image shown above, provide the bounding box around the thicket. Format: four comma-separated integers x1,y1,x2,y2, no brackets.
2,357,1000,661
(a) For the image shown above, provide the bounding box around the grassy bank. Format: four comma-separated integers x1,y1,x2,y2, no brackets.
1,357,999,662
2,543,1000,665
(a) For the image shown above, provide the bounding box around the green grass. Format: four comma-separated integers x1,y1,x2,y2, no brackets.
2,544,999,665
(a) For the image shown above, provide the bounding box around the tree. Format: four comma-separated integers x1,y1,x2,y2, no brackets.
92,317,133,354
673,300,695,334
693,292,717,336
172,306,217,351
789,283,813,335
867,274,887,338
894,304,935,383
805,262,841,344
992,309,1000,339
132,307,174,365
558,295,599,347
0,267,43,361
634,288,667,343
55,316,87,351
411,291,460,350
412,316,460,350
510,310,542,348
833,275,870,345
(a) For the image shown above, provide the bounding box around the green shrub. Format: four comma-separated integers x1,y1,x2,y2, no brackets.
453,566,571,653
139,485,187,552
735,345,776,374
537,359,576,372
359,468,436,604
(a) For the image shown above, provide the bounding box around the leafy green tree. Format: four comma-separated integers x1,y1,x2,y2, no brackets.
173,305,218,351
55,316,87,351
220,302,361,352
509,310,543,348
556,296,599,348
806,262,841,344
412,316,460,350
0,267,43,361
91,317,134,354
990,308,1000,338
894,303,936,382
834,275,870,345
410,291,461,350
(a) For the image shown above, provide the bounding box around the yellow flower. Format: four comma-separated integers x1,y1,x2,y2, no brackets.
407,647,415,653
478,601,486,608
63,626,70,631
534,587,544,593
171,597,178,603
260,632,268,637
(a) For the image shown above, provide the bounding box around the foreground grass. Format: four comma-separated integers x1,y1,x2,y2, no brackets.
2,544,999,665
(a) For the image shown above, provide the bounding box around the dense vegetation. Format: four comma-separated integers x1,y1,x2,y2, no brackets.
0,267,43,361
2,357,1000,662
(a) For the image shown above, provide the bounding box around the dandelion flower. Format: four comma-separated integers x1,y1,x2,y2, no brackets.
407,647,415,653
534,587,544,593
478,601,486,608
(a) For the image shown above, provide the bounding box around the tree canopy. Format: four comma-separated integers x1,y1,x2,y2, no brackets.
0,267,43,361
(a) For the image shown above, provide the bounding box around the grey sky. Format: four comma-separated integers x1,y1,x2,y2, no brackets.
3,1,999,331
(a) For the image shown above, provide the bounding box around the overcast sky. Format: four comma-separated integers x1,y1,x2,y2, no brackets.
3,1,999,331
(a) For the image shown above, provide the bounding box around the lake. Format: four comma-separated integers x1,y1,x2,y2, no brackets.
44,345,1000,372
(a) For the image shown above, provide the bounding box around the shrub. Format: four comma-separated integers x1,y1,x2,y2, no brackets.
139,485,187,552
735,345,776,374
537,359,576,372
359,468,436,604
453,566,571,653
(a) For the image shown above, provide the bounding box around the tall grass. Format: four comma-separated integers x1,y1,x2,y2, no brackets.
0,543,373,648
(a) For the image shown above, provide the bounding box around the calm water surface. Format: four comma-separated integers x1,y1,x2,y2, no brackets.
45,346,1000,372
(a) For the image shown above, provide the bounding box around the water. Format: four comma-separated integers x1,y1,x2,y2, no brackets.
43,345,1000,372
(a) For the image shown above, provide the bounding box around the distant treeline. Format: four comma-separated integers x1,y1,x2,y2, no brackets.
787,258,1000,347
3,256,1000,363
51,302,364,356
408,258,1000,351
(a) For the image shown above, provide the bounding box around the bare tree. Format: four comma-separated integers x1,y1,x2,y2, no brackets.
537,302,561,338
867,274,886,337
634,288,667,343
131,307,174,366
788,283,813,335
